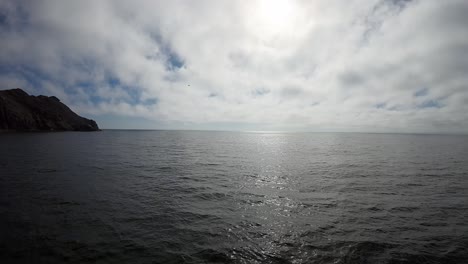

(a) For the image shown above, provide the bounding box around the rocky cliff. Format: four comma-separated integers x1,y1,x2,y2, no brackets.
0,88,99,131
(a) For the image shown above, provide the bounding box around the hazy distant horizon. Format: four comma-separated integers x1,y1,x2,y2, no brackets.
97,128,468,136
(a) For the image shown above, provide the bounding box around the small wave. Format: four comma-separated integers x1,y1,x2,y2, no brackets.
157,166,173,170
36,168,58,173
193,192,231,200
390,206,419,213
193,248,233,263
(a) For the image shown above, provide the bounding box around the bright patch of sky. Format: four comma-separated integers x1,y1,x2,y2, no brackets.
1,0,468,133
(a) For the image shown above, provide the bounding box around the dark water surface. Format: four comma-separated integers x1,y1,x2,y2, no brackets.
1,131,467,263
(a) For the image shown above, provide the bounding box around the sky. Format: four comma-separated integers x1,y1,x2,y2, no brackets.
1,0,468,133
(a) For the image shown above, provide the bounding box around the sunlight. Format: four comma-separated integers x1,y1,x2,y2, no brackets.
253,0,298,37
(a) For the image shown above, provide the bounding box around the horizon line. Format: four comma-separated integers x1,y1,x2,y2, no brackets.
99,128,468,136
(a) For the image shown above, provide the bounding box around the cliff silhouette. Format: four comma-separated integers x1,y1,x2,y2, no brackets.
0,88,99,131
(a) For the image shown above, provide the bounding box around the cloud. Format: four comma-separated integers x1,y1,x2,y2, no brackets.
1,0,468,132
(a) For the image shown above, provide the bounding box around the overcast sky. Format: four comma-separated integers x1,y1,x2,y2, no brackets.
1,0,467,132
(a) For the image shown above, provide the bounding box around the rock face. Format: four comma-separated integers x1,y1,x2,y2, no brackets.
0,88,99,131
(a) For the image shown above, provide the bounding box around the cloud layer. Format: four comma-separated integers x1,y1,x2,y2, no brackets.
1,0,468,132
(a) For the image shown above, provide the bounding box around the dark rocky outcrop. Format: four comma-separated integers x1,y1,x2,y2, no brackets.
0,88,99,131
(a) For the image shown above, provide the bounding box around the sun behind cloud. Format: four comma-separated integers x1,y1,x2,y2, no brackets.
1,1,468,133
249,0,300,38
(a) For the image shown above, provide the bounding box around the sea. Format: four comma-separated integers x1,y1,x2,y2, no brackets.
0,130,467,263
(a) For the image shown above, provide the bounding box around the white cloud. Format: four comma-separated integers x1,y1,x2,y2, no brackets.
1,0,468,132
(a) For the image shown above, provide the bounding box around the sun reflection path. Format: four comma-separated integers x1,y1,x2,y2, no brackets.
232,133,310,260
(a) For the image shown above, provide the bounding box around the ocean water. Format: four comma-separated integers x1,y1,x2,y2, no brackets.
0,130,467,263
